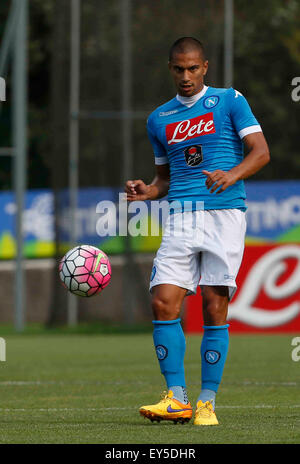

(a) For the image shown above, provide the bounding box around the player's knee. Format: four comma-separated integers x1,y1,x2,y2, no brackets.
202,286,229,325
203,298,228,325
151,295,180,321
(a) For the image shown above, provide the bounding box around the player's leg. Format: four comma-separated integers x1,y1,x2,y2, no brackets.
202,285,229,326
152,284,188,398
140,283,193,423
140,211,201,423
194,285,229,425
194,209,246,425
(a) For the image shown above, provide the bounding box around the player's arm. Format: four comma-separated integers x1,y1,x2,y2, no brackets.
204,89,270,194
229,131,270,180
125,114,170,201
203,132,270,194
125,164,170,202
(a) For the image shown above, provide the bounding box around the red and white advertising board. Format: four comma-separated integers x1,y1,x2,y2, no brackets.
185,244,300,333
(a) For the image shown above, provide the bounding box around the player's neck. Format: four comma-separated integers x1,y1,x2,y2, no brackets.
176,85,208,108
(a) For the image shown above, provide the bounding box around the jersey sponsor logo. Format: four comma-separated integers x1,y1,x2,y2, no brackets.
156,345,168,360
205,350,221,364
184,145,203,167
203,95,219,109
166,112,215,145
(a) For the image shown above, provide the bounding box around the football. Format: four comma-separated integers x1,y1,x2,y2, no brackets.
59,245,111,297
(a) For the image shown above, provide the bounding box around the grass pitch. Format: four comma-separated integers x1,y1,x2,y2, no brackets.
0,330,299,444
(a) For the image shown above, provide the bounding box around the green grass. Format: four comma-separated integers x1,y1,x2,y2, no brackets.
0,332,299,444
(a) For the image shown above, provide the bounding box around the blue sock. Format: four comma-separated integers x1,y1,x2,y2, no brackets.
153,318,186,389
198,324,229,407
198,389,216,409
169,385,189,404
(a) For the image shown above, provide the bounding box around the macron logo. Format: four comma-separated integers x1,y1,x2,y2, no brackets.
234,89,242,98
166,112,215,145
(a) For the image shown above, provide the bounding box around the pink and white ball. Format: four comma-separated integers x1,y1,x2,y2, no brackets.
59,245,111,297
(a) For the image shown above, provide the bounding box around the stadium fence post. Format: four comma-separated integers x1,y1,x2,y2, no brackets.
12,0,28,332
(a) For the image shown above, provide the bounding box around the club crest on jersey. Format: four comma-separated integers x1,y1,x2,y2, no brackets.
184,145,203,167
203,95,219,109
166,112,215,145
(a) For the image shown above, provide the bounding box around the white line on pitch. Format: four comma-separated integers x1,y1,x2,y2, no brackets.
0,408,132,412
0,380,298,386
0,405,300,412
0,380,147,386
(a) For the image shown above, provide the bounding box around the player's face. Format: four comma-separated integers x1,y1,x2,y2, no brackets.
168,51,208,97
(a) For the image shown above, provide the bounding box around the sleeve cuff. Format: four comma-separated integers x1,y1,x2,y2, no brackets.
155,156,169,165
238,125,262,139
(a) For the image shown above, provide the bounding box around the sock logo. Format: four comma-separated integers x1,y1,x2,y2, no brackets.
155,345,168,361
205,350,221,364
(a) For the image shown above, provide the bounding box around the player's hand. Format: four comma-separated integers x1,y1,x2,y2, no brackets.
202,169,238,194
124,179,150,201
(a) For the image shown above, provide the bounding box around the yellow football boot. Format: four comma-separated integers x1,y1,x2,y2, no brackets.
139,390,193,424
194,400,219,426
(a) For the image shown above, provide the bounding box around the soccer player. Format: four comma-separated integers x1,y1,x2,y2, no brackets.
125,37,270,425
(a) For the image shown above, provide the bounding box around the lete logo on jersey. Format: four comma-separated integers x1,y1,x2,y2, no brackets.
166,112,215,145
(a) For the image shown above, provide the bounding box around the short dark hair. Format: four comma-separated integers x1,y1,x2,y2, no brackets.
169,37,206,62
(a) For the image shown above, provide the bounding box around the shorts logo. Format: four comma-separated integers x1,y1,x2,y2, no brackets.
205,350,221,364
156,345,168,361
150,265,156,281
184,144,203,167
203,95,219,109
166,112,215,145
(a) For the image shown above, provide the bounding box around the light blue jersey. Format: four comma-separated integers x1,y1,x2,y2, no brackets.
147,86,262,210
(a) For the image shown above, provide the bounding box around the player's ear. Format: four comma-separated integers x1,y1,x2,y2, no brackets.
203,60,209,76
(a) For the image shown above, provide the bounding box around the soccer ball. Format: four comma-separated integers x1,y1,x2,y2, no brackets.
59,245,111,297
